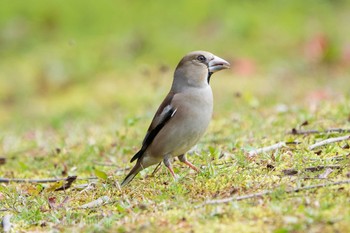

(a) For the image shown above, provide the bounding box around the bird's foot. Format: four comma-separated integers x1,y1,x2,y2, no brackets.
173,173,180,181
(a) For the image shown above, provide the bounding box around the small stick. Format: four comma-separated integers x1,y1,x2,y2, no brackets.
248,142,286,157
0,176,98,183
309,135,350,150
282,165,342,176
79,196,110,209
290,129,319,135
304,165,342,172
201,179,350,206
308,153,350,161
289,128,350,135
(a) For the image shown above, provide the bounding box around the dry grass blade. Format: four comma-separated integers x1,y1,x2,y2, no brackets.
0,176,97,183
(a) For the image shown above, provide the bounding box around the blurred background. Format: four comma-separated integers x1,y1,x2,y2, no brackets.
0,0,349,134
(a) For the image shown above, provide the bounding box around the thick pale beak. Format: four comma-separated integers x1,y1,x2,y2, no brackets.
208,55,230,73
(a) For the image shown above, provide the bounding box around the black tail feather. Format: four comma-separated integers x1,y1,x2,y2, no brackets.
130,149,143,163
120,162,142,187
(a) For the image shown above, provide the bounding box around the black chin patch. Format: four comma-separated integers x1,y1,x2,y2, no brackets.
207,72,213,84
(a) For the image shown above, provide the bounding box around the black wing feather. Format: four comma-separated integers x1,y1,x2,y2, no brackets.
130,107,177,163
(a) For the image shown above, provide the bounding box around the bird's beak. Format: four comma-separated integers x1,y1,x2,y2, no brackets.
208,55,230,73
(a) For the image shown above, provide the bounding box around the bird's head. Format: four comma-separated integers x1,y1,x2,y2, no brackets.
173,51,230,89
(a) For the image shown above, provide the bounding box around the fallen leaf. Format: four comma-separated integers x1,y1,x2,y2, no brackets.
318,168,333,179
54,176,77,191
48,197,57,209
94,169,108,181
0,157,6,165
282,169,298,176
46,181,65,192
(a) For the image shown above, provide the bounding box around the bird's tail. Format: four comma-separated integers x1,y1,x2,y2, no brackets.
120,162,143,187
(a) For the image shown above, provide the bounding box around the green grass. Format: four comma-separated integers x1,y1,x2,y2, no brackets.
1,0,350,232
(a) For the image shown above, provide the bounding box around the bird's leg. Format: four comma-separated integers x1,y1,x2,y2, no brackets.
178,154,200,172
163,156,179,180
150,162,162,176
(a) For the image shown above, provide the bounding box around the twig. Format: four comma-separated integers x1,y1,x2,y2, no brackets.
289,128,350,135
308,153,350,161
203,190,273,205
79,196,110,209
201,179,350,206
0,176,97,183
304,165,342,172
309,135,350,150
248,142,286,157
282,165,342,176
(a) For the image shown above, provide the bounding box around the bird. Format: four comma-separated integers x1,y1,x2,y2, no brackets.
121,51,230,187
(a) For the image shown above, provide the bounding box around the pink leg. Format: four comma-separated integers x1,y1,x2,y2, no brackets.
163,157,178,179
178,154,200,172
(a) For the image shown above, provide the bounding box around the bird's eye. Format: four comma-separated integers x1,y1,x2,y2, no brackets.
197,55,206,62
